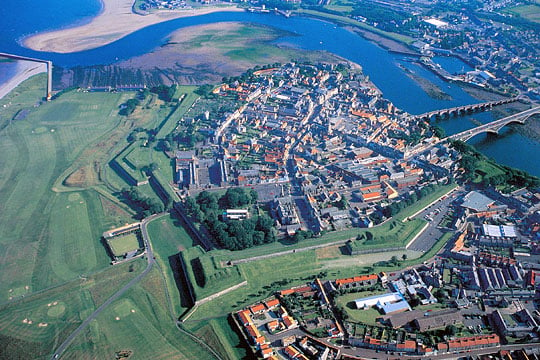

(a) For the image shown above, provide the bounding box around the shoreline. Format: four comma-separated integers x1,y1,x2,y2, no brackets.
23,0,243,53
0,61,46,100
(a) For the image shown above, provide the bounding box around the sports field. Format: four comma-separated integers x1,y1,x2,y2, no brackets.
108,233,141,257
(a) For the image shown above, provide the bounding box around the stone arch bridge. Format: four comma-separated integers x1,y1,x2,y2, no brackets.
414,97,520,122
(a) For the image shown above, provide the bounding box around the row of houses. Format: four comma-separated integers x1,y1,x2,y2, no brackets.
349,333,500,355
236,297,297,359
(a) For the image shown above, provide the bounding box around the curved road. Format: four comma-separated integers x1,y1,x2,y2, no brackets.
50,213,164,360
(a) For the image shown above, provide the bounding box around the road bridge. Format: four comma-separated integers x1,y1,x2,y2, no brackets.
0,52,52,100
414,97,519,122
448,105,540,142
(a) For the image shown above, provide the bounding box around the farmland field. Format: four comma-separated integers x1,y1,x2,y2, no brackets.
505,4,540,23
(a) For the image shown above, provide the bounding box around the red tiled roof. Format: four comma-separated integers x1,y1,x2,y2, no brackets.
250,303,266,314
265,298,280,309
237,310,251,325
335,274,378,286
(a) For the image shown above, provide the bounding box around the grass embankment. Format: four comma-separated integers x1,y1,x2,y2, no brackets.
185,316,248,360
61,267,216,360
147,214,199,316
180,247,245,301
295,9,414,45
155,86,199,138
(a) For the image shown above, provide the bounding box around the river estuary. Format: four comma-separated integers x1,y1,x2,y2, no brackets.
1,0,538,175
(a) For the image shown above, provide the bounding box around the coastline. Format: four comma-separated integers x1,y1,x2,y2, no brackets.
23,0,243,54
0,61,46,100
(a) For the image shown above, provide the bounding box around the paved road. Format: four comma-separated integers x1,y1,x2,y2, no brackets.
49,213,165,360
407,188,463,252
341,342,540,360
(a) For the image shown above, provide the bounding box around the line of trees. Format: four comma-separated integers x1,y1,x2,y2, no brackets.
382,183,441,217
121,187,164,218
451,140,539,189
183,188,277,251
150,84,177,102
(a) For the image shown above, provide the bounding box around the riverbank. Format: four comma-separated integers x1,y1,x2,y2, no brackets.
0,61,46,100
23,0,242,53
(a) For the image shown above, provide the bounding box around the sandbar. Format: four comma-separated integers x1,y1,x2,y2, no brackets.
23,0,243,54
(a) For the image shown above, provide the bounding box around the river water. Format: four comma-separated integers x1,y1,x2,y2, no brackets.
1,0,538,175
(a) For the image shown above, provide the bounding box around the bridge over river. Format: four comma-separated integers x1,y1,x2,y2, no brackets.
413,97,520,122
448,105,540,142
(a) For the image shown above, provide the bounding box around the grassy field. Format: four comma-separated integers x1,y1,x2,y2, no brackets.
108,233,141,256
0,259,145,359
0,74,47,128
61,267,216,360
0,81,136,297
147,214,199,315
505,4,540,23
184,316,248,360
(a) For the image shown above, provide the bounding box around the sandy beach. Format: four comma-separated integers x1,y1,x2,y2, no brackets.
0,61,46,100
23,0,242,53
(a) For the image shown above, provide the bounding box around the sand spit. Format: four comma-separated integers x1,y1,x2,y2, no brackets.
23,0,242,53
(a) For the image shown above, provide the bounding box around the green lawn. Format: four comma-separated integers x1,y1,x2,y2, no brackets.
61,267,216,360
505,4,540,23
0,259,144,359
0,80,129,296
147,214,199,315
336,290,388,325
108,233,141,256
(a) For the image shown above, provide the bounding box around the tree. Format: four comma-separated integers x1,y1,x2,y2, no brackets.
445,324,458,336
402,254,408,261
194,84,215,98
